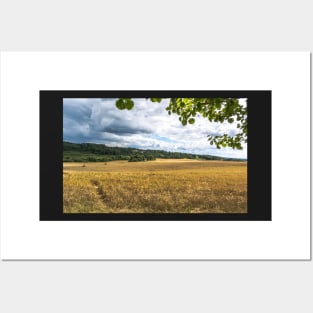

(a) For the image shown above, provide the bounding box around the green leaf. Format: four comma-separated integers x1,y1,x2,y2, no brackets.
115,98,134,110
115,99,126,110
150,98,162,103
188,118,195,124
125,99,134,110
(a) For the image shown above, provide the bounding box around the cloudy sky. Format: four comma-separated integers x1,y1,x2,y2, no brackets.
63,98,247,159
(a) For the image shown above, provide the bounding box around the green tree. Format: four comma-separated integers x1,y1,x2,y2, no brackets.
115,98,247,150
128,153,146,162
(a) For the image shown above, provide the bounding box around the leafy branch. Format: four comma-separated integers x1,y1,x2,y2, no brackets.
115,97,247,150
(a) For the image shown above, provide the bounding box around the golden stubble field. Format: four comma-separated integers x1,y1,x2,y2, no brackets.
63,159,247,214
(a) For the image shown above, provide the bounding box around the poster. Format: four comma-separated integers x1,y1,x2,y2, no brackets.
0,52,310,259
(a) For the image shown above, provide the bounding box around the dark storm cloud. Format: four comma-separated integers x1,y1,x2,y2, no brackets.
63,98,156,144
63,99,92,122
103,126,152,135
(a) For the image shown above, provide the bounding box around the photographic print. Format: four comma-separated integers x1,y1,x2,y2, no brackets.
40,90,271,221
63,97,248,214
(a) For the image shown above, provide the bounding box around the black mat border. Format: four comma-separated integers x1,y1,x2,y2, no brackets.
40,90,271,221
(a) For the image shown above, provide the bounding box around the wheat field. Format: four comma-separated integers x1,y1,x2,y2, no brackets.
63,159,247,214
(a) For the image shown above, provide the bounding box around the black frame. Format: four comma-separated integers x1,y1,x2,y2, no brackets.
40,90,271,221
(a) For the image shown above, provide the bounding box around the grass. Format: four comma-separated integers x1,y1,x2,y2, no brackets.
63,159,247,214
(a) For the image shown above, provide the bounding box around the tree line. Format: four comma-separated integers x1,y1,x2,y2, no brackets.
63,141,245,163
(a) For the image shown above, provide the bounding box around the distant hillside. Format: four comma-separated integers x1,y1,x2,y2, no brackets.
63,141,246,162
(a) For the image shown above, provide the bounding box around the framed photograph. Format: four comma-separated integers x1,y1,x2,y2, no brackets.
40,90,271,221
1,52,310,260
